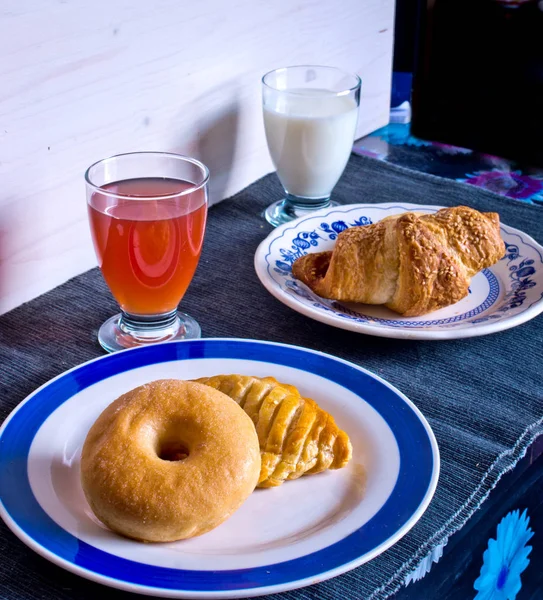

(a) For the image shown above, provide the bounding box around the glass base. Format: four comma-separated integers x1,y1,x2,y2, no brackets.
98,310,201,353
263,195,339,227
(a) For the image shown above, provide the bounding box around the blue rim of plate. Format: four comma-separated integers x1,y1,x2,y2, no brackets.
0,339,439,597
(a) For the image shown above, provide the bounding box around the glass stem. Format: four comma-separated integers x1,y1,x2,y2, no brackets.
119,310,180,340
284,193,332,213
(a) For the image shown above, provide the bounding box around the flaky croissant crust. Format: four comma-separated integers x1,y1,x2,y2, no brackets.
292,206,505,317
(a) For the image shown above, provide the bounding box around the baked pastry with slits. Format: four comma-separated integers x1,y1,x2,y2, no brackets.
291,206,505,317
195,375,352,488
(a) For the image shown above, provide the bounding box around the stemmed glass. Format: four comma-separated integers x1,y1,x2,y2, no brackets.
85,152,209,353
262,65,361,227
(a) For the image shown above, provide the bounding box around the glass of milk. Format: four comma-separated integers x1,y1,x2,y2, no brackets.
262,65,361,227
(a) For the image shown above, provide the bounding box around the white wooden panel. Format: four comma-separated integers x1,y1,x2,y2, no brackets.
0,0,394,314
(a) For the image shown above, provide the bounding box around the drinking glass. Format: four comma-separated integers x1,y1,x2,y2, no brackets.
85,152,209,353
262,65,361,227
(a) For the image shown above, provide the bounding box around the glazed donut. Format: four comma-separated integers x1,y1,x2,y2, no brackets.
80,379,261,542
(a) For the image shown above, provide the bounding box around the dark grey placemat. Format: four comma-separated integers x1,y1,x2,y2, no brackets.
1,154,542,600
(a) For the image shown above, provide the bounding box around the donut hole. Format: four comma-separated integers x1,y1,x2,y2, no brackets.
158,440,190,462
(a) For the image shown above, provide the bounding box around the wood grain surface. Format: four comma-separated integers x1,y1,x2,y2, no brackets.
0,0,394,313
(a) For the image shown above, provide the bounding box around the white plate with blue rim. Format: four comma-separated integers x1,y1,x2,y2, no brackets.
0,339,439,598
254,203,543,340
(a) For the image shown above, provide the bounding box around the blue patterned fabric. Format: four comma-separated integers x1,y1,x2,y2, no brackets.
354,124,543,205
0,154,542,599
474,509,534,599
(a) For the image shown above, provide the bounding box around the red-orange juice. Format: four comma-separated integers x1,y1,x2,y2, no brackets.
88,178,207,315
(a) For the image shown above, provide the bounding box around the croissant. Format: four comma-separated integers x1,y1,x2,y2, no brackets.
292,206,505,317
194,375,352,487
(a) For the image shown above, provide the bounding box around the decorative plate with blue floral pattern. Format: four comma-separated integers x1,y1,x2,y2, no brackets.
254,203,543,340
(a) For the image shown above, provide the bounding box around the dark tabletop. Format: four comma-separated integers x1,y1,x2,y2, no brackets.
1,154,542,600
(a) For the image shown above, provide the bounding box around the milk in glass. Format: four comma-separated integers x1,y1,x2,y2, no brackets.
263,89,358,199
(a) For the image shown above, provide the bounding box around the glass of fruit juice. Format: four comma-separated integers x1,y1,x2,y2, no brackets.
85,152,209,353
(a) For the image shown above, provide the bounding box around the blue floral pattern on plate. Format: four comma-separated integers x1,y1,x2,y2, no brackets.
255,203,543,340
470,244,538,324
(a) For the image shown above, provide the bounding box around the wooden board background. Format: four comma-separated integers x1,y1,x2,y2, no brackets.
0,0,394,313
